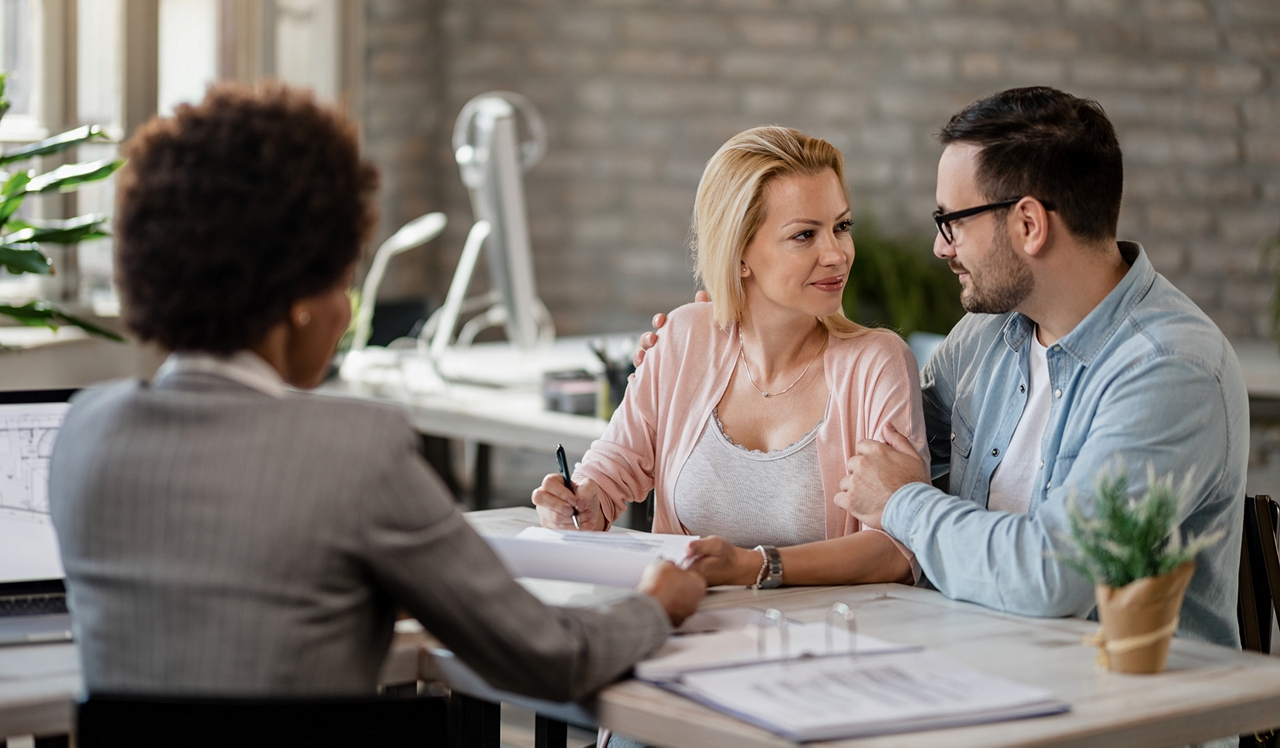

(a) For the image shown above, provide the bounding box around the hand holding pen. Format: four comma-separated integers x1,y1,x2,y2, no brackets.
531,444,603,531
555,444,580,530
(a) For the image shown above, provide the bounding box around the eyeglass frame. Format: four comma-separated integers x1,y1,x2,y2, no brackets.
932,197,1056,245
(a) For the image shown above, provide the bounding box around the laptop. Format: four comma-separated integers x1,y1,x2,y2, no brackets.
0,388,76,646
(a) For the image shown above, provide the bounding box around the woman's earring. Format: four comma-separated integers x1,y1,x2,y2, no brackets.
740,262,749,277
297,311,311,326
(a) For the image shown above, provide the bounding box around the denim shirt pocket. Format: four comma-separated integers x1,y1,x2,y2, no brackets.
948,409,975,493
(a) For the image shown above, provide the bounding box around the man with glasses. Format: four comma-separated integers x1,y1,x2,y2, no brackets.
834,86,1248,651
637,86,1247,652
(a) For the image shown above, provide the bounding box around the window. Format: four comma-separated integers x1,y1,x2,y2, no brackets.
0,0,363,316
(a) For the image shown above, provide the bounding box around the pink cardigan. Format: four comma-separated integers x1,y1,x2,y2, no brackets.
574,302,929,562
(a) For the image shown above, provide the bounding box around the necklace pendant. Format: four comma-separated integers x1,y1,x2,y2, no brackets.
763,392,770,398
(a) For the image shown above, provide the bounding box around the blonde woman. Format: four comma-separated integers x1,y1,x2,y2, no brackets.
533,126,928,587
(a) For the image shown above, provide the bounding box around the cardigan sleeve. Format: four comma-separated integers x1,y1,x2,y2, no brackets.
851,332,930,581
861,332,930,470
572,309,682,527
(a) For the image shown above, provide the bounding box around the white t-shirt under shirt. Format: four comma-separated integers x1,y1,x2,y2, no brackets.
986,330,1051,515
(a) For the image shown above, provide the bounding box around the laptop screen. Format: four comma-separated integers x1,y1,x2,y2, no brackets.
0,390,75,585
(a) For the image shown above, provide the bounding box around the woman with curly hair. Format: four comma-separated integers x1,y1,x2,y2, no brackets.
49,82,702,699
533,126,928,589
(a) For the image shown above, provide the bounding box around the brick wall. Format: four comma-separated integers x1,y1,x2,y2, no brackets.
364,0,1280,341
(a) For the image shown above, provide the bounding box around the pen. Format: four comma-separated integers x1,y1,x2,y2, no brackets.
555,443,580,530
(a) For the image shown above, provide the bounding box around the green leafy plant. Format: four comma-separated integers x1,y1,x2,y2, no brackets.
0,72,124,341
1059,465,1224,588
842,218,965,337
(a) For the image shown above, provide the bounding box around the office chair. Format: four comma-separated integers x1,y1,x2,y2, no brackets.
1238,494,1280,748
77,692,447,748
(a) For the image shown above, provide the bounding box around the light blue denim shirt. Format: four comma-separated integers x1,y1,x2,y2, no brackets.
883,242,1249,648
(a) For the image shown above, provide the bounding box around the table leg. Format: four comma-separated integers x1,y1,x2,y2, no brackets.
472,443,492,511
534,714,568,748
447,692,500,748
418,435,462,499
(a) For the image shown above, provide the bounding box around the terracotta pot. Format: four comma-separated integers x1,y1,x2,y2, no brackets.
1093,560,1195,674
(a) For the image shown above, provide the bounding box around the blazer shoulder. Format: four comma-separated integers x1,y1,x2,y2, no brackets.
291,391,418,444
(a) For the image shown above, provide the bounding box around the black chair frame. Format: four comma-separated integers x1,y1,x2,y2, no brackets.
77,692,448,748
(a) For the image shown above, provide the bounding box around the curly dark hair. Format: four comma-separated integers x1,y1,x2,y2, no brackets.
115,81,379,354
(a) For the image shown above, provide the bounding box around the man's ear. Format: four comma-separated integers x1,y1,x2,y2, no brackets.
1011,197,1051,258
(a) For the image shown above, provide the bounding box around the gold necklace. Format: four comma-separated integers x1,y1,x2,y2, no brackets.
738,338,825,398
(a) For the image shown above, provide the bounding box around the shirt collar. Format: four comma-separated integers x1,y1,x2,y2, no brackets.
154,350,288,398
1002,241,1152,366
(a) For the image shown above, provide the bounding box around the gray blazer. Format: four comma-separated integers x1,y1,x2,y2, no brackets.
50,372,669,700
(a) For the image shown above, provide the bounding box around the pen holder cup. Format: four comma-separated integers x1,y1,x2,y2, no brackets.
596,362,636,421
544,370,598,416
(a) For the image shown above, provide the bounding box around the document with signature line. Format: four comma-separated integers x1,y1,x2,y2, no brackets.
662,649,1068,742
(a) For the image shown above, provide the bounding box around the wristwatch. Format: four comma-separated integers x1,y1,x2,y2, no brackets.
751,545,783,589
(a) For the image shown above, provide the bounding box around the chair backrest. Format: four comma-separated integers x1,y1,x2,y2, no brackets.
77,692,447,748
1239,494,1280,654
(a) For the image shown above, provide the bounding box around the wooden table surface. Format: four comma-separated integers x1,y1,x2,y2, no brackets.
462,507,1280,748
9,506,1279,747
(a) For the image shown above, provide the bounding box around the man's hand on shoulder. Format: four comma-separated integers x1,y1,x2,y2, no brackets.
631,290,711,371
835,423,929,530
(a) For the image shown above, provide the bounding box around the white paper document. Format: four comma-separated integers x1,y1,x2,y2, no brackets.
660,649,1069,742
484,527,696,588
637,621,918,681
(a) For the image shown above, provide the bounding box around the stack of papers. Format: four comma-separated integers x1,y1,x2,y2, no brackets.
485,527,696,587
658,649,1068,742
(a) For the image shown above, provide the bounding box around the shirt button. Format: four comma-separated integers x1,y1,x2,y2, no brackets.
1053,345,1061,352
951,432,956,440
1054,388,1062,398
1019,384,1025,393
1040,460,1045,468
1047,481,1052,489
991,448,999,456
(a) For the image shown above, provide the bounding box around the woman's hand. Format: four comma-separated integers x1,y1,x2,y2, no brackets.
685,536,763,587
532,473,605,530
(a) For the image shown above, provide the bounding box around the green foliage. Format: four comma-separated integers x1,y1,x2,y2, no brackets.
1059,465,1225,588
0,71,122,340
842,218,965,337
0,300,124,342
0,124,111,166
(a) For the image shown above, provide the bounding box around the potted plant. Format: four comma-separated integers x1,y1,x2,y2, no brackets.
0,72,124,342
1060,466,1224,674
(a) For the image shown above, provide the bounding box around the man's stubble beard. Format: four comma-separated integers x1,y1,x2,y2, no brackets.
957,223,1034,315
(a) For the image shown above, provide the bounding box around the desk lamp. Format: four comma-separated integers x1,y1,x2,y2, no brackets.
349,211,447,354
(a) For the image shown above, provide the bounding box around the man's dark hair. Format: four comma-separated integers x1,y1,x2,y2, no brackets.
116,81,379,354
938,86,1122,243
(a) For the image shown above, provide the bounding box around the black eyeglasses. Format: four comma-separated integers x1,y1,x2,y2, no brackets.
932,197,1055,245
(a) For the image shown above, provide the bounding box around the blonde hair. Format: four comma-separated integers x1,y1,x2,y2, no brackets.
691,126,867,339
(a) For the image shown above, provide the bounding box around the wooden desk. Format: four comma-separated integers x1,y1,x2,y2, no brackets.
449,507,1280,748
319,377,605,458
